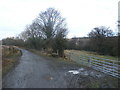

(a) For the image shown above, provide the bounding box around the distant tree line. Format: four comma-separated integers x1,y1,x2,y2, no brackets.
2,37,24,47
66,26,119,57
3,26,118,57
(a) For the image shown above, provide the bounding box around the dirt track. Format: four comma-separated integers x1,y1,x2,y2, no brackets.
2,49,118,88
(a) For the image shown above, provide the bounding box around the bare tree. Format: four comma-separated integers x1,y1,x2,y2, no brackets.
19,8,68,57
34,8,68,56
35,8,67,38
88,26,114,54
88,26,113,38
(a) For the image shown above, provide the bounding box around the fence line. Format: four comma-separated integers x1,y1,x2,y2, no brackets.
66,53,120,78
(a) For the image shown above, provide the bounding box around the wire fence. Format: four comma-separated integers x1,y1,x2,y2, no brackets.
65,52,120,78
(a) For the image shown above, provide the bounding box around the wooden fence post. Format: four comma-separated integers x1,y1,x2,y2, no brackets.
88,57,91,67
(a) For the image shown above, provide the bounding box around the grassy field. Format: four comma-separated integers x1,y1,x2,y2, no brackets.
64,50,119,61
64,50,120,65
2,45,22,77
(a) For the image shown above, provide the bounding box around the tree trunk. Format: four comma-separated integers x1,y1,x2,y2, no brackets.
58,49,64,57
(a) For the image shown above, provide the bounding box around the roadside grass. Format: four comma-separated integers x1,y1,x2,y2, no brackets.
90,75,118,88
29,49,85,67
29,49,120,67
2,46,22,77
2,57,18,77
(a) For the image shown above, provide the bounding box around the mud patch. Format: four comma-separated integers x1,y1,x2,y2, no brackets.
65,68,118,88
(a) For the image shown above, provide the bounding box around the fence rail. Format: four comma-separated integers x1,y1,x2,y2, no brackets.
66,52,120,78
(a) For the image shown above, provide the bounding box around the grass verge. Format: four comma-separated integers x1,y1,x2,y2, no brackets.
28,49,85,67
2,46,22,77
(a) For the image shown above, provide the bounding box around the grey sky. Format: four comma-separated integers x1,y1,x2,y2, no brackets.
0,0,119,40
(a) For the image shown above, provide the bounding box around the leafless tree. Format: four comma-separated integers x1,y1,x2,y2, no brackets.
88,26,113,38
88,26,115,55
35,8,67,39
19,8,68,56
33,8,68,56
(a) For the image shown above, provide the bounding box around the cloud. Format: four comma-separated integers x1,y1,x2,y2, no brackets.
0,0,119,39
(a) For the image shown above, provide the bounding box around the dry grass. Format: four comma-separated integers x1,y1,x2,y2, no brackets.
65,50,119,61
2,58,17,76
29,49,85,67
2,45,21,58
2,45,22,77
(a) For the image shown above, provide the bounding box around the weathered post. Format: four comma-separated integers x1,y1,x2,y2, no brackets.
88,57,91,67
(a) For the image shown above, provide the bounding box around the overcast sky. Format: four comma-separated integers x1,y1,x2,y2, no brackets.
0,0,119,40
